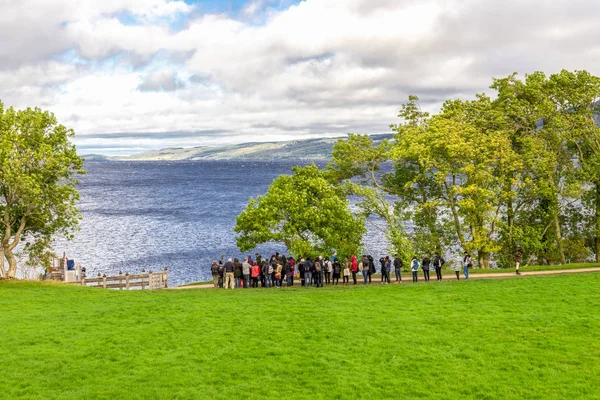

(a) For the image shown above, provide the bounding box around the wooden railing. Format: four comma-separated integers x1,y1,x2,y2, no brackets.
81,268,168,290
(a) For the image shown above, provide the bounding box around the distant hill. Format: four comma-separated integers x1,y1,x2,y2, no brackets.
83,134,393,161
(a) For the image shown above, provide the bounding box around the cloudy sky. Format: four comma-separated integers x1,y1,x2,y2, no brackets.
2,0,600,155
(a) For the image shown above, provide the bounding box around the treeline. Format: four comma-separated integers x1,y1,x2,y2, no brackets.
235,70,600,268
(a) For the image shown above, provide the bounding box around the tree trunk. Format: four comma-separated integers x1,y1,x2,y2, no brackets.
554,211,566,265
477,250,490,269
4,247,18,278
0,247,6,278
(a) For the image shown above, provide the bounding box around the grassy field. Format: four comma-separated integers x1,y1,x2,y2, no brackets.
1,274,600,399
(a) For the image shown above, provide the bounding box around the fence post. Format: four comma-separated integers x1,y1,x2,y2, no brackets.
97,273,101,288
119,271,123,290
164,268,168,288
102,274,107,289
141,269,146,290
125,273,130,290
149,271,154,290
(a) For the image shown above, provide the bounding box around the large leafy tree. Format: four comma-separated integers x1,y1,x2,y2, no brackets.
0,103,84,278
234,164,365,259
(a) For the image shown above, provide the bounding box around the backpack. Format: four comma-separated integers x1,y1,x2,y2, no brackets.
304,262,311,272
316,261,323,272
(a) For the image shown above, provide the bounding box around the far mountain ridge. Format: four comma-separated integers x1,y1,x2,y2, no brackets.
82,134,393,161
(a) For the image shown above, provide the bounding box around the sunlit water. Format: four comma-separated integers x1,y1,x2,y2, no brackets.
53,161,390,286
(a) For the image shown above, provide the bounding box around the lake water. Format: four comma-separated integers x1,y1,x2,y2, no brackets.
57,161,389,286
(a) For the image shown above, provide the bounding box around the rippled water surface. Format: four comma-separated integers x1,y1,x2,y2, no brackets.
57,161,389,286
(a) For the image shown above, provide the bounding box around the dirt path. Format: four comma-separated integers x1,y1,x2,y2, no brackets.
171,267,600,289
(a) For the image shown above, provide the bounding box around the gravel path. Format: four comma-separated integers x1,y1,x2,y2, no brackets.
171,267,600,289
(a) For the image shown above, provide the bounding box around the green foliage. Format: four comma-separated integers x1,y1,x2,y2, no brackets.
234,164,365,259
0,102,85,277
330,70,600,267
1,274,600,399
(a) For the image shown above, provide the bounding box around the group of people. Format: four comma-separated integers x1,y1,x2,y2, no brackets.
209,251,479,289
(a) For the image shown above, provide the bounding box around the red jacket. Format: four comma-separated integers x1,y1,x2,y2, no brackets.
351,255,358,272
251,265,260,278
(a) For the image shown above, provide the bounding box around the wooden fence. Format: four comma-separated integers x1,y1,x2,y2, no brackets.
81,268,168,290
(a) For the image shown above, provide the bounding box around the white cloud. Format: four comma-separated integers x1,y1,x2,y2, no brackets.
2,0,600,155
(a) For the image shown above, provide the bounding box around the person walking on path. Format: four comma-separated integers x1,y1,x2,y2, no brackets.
351,256,358,285
211,261,219,288
393,255,402,282
242,258,251,289
411,256,420,283
463,251,472,280
433,253,445,281
515,249,523,275
224,258,235,289
422,254,431,282
343,259,350,285
250,262,260,288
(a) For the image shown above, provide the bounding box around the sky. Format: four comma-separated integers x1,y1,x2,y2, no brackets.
2,0,600,155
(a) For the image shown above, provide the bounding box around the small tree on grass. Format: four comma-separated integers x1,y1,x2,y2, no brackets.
234,164,365,259
0,102,85,278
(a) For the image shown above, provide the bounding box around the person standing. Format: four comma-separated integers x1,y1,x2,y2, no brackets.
275,262,283,288
324,257,332,285
224,258,235,289
351,256,358,285
463,251,472,280
422,254,431,282
314,257,323,287
379,257,386,284
411,256,420,282
210,260,219,288
332,259,341,285
264,260,273,288
242,258,251,289
384,256,391,284
368,255,375,283
393,255,402,282
362,255,369,285
343,259,350,285
289,257,295,286
217,259,225,288
284,258,293,287
297,258,305,286
515,248,523,275
233,258,243,288
250,262,260,288
304,257,313,287
433,253,445,281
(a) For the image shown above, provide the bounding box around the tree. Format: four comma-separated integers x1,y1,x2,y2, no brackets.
234,164,365,259
0,102,84,278
326,134,413,263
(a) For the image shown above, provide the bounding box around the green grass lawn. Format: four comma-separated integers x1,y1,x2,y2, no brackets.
1,274,599,399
